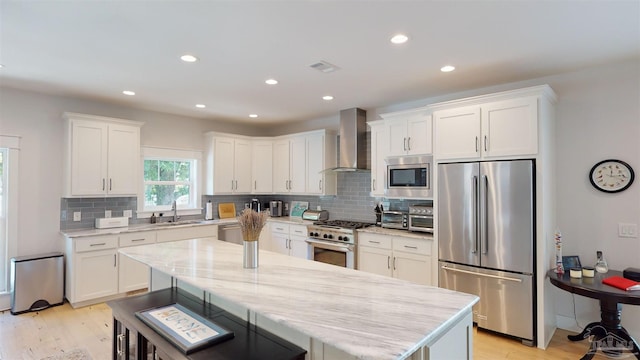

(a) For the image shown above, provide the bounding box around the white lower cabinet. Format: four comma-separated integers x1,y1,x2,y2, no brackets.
269,221,310,259
358,232,433,286
65,224,218,307
118,231,156,293
66,235,119,306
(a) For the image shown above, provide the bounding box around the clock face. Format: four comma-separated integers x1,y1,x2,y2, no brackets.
589,159,635,193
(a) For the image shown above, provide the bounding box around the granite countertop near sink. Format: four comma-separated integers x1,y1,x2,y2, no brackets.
60,218,238,238
358,226,434,240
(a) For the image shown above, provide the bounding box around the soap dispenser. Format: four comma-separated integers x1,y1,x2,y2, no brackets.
595,250,608,273
150,213,157,224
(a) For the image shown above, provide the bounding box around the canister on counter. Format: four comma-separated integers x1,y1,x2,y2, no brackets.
570,267,582,278
582,266,595,278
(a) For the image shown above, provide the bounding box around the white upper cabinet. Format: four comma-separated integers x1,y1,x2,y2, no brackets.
305,131,337,196
205,133,252,194
251,140,273,194
380,107,432,157
273,136,305,194
63,113,143,197
434,95,539,161
368,120,387,197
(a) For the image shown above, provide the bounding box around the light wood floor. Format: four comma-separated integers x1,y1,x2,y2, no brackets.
0,301,619,359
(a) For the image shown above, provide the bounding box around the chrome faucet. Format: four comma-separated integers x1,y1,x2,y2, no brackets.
171,200,180,223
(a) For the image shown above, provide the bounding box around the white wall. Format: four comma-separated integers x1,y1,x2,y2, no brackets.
1,58,638,340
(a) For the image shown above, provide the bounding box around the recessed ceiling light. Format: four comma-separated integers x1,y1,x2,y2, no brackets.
390,34,409,44
122,90,135,96
0,64,4,68
441,65,456,72
195,104,206,108
265,79,278,85
181,54,198,62
322,95,334,101
249,114,258,118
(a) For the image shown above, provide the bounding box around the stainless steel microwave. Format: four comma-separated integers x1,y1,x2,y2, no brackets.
385,155,433,199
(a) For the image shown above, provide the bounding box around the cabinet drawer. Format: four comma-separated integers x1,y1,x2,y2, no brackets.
393,237,431,256
270,222,290,234
358,233,392,249
119,231,157,247
76,236,118,253
290,224,307,237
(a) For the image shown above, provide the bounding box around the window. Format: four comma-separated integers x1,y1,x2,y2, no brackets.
139,147,202,215
144,159,194,209
0,135,19,301
0,149,6,292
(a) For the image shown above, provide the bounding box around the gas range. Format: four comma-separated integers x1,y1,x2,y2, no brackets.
307,220,374,245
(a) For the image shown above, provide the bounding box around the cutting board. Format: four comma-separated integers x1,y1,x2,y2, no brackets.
218,203,236,219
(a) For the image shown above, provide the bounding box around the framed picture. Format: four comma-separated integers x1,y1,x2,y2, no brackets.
135,303,234,354
562,255,582,270
290,201,309,218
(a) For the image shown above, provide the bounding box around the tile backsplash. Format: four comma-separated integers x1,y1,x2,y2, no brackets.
61,172,426,230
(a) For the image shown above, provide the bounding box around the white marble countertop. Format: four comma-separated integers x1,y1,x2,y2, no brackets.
60,218,237,238
119,239,478,360
358,226,434,240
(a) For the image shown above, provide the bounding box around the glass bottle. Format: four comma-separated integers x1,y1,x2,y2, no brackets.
595,250,609,273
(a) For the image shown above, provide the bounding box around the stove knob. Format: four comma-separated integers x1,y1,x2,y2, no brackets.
343,236,349,242
327,234,334,239
309,232,313,237
323,234,328,239
338,236,343,241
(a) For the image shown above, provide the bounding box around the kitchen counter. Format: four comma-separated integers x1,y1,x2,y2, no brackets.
60,218,236,238
119,238,478,359
358,226,434,240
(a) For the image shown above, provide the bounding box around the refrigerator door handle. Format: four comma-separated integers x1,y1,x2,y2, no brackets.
482,175,489,255
440,265,523,283
472,175,478,254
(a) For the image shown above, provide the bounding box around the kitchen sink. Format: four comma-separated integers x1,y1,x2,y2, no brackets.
154,219,209,227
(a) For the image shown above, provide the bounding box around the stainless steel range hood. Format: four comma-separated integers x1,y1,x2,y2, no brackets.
326,108,369,172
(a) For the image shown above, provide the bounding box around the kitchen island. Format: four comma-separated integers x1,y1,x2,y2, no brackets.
119,239,478,360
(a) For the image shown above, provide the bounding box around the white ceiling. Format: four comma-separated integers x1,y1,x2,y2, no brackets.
1,1,639,125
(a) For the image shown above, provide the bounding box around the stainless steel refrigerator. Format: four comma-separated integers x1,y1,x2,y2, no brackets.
438,160,535,345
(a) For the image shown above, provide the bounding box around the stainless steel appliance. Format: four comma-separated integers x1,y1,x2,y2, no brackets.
408,204,433,233
381,211,407,230
385,155,433,198
438,160,535,345
270,201,283,217
218,222,243,245
250,198,261,212
301,209,329,221
306,220,373,269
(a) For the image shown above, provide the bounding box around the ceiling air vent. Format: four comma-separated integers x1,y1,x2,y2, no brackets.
309,60,340,73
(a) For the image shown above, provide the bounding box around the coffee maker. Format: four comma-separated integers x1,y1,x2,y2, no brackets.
270,201,283,217
250,198,261,212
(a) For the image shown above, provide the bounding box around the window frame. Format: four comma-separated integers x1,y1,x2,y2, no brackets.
138,147,202,218
0,135,19,301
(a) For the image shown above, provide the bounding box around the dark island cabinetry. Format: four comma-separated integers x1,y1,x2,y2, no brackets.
108,288,306,360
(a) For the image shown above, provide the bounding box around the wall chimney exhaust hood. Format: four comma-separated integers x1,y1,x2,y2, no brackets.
326,108,369,172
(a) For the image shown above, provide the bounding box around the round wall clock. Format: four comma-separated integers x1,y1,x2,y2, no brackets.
589,159,635,193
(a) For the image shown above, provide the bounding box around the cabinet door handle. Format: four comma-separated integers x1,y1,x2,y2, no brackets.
90,243,107,247
368,240,380,244
116,334,125,356
475,136,479,152
131,238,145,242
319,179,322,191
393,257,397,270
407,137,411,151
102,178,105,191
484,135,488,152
372,179,376,191
114,254,117,267
403,137,407,151
387,256,391,269
109,178,112,191
254,180,257,190
404,245,418,250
